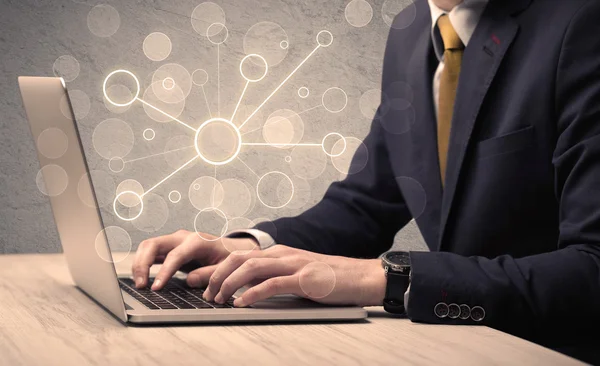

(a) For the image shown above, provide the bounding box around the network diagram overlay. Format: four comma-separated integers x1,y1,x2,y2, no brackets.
103,28,352,243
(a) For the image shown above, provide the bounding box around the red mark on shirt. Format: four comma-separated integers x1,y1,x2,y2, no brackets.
492,34,501,45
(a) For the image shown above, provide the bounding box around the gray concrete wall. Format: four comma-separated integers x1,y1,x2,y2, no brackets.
0,0,427,254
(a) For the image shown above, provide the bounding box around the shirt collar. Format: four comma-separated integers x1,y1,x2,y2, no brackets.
428,0,489,60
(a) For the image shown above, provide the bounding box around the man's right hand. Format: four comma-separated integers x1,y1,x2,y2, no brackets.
131,230,258,290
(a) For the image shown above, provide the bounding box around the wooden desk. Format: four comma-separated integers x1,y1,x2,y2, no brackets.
0,254,583,366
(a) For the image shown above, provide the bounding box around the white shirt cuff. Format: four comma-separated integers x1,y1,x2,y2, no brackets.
404,283,411,312
226,229,276,250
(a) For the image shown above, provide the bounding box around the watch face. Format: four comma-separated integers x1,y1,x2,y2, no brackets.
386,252,410,266
383,252,411,274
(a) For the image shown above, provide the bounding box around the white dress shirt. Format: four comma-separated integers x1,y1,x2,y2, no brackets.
429,0,488,117
228,0,489,310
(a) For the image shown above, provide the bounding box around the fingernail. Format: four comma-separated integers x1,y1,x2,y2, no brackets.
234,298,245,308
151,279,162,290
203,289,212,301
214,294,223,304
135,277,143,288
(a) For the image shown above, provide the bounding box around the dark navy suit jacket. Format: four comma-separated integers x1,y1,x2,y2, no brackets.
257,0,600,360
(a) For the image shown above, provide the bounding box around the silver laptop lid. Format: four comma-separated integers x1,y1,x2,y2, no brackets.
18,76,128,322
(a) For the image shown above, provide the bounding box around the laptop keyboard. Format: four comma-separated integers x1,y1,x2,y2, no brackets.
119,278,235,310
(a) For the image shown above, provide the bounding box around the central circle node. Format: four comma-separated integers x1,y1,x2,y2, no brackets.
195,118,242,166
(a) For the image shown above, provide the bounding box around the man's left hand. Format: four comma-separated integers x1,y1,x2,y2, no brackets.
200,244,387,308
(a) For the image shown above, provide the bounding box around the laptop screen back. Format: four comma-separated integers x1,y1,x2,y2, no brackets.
18,76,127,322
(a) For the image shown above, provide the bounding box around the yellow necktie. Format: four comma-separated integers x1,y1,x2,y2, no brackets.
437,14,464,186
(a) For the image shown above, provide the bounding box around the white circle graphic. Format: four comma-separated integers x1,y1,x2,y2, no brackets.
298,87,310,99
257,171,294,209
195,118,242,166
38,128,68,159
345,0,374,28
218,179,252,218
116,179,144,207
103,70,140,107
143,128,156,141
207,23,229,45
113,191,144,221
322,133,347,157
262,109,305,148
359,88,390,120
299,262,336,299
108,157,125,173
332,137,369,176
192,69,209,86
143,32,172,62
95,226,131,263
240,54,269,83
322,87,348,113
36,165,68,197
53,55,80,82
162,77,175,90
87,4,120,38
194,207,228,242
168,190,182,203
92,118,135,160
316,30,334,47
191,2,226,37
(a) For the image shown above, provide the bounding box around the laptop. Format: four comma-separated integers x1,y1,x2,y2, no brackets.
18,76,367,324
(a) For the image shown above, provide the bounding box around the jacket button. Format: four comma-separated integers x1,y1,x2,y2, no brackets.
434,302,449,318
470,306,485,322
448,303,460,319
459,304,471,320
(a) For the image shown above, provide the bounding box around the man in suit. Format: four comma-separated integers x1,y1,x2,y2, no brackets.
132,0,600,362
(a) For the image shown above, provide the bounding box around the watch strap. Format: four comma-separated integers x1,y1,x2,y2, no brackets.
384,271,410,314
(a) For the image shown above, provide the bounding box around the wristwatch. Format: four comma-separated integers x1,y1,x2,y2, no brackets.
381,251,411,314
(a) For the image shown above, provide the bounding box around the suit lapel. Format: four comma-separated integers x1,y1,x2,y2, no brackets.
438,0,531,250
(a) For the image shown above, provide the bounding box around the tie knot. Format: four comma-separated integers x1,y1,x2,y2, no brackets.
438,15,464,51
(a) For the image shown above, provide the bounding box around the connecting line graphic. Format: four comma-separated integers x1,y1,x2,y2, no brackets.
231,80,250,122
201,86,213,118
141,155,199,198
242,142,322,147
136,98,197,132
295,105,321,116
238,44,322,130
122,146,195,164
236,157,260,179
217,44,221,117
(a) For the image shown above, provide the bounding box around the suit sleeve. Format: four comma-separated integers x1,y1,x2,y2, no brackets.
406,0,600,345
